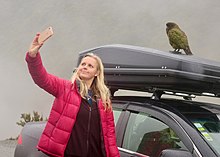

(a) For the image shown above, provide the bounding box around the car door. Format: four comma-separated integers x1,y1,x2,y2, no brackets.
113,101,150,157
112,100,202,157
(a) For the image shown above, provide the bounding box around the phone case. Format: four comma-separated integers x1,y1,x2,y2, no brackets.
38,27,53,43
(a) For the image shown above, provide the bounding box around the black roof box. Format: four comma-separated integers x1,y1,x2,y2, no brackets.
78,45,220,97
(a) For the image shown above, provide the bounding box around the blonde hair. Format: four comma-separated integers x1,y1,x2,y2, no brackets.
71,53,112,110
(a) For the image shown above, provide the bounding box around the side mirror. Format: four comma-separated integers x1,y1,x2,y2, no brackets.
160,149,192,157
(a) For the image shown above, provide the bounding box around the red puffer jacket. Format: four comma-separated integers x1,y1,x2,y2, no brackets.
26,53,120,157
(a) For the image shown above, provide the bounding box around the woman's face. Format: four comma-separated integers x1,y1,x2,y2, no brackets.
78,56,99,82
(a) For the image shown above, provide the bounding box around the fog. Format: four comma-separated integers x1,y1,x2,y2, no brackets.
1,0,220,140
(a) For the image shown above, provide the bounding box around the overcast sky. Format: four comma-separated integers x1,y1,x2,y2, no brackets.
1,0,220,140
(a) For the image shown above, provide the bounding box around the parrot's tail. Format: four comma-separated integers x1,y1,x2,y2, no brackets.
184,46,193,55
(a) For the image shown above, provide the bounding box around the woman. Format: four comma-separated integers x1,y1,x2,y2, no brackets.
26,33,120,157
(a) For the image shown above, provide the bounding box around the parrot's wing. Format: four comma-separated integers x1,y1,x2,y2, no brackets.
168,28,189,49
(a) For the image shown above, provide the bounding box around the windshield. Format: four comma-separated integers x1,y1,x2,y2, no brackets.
187,107,220,155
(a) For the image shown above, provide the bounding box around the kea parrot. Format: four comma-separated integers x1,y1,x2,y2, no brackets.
166,22,193,55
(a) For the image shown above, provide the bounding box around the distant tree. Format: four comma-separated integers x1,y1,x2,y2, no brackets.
16,111,47,127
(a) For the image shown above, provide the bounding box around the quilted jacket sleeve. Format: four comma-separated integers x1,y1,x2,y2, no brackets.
106,109,120,157
25,52,65,97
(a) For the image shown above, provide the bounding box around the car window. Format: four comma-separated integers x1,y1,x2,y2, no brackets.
122,112,188,157
190,115,220,155
113,108,122,125
178,104,220,155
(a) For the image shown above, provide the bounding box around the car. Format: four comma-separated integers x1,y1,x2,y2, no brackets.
15,45,220,157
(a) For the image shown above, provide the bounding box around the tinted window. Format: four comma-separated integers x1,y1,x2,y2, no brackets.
122,112,187,157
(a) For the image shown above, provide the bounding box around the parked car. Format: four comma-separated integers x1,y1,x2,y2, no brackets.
15,45,220,157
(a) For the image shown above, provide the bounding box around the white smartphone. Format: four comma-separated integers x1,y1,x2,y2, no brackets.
38,26,54,43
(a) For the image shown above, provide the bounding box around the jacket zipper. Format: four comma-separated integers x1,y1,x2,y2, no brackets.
86,106,92,155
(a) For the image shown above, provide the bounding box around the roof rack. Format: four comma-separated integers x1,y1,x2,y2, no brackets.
78,44,220,98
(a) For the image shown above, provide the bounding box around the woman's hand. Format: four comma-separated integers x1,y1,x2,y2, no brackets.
28,33,43,57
